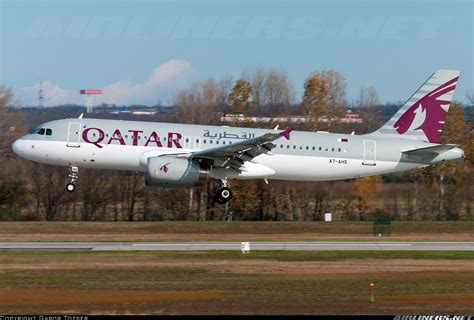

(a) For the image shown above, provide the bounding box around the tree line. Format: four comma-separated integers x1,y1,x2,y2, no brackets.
0,66,473,221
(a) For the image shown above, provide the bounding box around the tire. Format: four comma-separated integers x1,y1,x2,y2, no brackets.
215,195,226,205
66,183,76,193
215,187,232,204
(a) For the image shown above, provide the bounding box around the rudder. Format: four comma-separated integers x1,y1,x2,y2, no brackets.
371,69,460,143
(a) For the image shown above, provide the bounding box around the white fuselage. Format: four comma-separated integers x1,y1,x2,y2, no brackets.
12,118,463,183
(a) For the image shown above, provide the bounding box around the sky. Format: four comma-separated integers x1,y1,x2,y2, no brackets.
0,0,472,107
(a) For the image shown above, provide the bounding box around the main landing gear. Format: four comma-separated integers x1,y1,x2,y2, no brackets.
215,179,233,205
66,166,79,193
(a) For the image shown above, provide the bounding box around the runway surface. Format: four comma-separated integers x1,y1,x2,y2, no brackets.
0,241,472,251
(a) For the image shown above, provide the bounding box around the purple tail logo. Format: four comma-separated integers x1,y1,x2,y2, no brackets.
160,162,171,173
393,77,458,143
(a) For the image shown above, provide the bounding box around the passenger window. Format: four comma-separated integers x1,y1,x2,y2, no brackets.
203,140,207,144
210,140,213,144
312,146,315,151
306,146,309,150
280,144,283,148
332,147,335,152
287,145,290,149
319,147,322,151
293,145,296,149
338,148,341,152
37,128,45,135
216,141,220,145
45,129,52,136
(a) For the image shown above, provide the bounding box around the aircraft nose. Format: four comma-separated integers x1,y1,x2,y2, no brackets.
12,139,25,156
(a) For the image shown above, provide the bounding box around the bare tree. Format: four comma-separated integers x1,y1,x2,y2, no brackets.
243,65,294,116
175,79,224,125
358,86,380,108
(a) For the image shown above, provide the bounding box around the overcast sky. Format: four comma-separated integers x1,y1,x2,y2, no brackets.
0,0,472,106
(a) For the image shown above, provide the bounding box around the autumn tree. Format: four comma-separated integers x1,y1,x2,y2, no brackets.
301,70,347,131
227,79,253,115
346,176,383,220
424,102,473,220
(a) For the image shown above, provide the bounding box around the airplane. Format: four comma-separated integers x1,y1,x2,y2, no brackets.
12,69,464,204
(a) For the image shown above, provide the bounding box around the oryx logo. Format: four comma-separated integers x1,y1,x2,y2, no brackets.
160,162,171,173
393,77,458,143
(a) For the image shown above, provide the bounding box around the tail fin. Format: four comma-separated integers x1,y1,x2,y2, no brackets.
371,69,460,143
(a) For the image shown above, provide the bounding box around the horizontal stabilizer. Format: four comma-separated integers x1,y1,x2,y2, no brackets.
401,144,458,155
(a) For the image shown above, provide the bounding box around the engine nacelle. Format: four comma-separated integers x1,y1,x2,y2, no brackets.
145,155,208,188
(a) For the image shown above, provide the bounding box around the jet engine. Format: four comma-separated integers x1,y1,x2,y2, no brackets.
145,155,209,188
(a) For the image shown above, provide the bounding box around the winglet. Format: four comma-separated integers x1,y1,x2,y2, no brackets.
280,128,294,140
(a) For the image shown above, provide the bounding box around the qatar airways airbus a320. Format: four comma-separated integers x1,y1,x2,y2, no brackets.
12,70,464,204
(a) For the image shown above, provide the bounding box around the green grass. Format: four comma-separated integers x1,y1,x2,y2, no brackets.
1,250,472,314
0,221,473,235
1,263,472,297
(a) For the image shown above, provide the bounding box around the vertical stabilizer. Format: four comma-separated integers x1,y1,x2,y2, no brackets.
371,69,460,143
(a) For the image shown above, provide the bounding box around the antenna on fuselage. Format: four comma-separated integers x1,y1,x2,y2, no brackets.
78,113,84,119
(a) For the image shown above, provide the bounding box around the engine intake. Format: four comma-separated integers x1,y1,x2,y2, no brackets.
145,155,208,188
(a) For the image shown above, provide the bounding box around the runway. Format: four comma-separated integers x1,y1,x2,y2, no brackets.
0,241,472,251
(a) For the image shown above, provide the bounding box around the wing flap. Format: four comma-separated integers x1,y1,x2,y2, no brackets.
188,128,293,169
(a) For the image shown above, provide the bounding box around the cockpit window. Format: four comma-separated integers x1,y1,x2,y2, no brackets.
37,128,45,135
46,129,52,136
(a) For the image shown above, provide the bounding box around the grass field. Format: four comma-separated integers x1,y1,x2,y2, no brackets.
0,250,472,315
0,221,472,241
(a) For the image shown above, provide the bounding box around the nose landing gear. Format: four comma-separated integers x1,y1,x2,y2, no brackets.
66,166,79,193
215,179,233,205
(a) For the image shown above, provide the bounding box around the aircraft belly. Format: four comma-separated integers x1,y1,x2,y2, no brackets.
253,154,408,181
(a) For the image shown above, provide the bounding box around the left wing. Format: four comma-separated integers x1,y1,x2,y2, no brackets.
188,128,293,172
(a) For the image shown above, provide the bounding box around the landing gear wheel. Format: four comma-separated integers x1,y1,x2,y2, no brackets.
66,166,79,193
215,187,233,205
66,183,76,193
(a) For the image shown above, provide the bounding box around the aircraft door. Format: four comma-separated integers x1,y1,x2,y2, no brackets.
363,140,376,166
67,122,81,147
